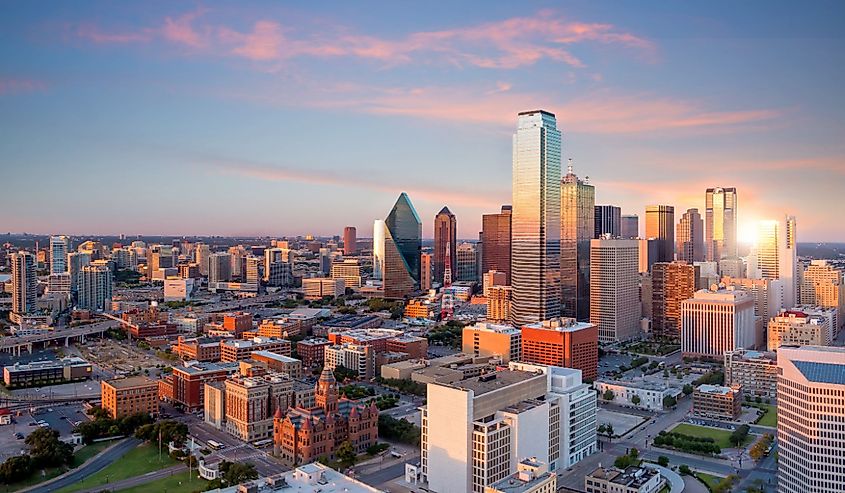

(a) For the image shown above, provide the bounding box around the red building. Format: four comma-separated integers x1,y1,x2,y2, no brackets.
158,362,234,411
220,337,291,363
296,338,331,368
223,312,253,337
273,368,378,465
521,318,599,381
385,335,428,360
174,336,222,362
327,328,403,353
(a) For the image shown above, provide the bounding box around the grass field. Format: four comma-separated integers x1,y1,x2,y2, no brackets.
695,472,725,490
2,439,119,493
671,423,752,449
55,444,179,493
114,470,206,493
748,403,777,427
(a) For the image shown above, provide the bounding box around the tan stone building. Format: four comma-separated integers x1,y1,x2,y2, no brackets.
692,384,741,421
101,376,159,419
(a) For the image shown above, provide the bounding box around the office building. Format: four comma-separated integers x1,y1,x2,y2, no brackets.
47,272,72,296
767,309,831,351
651,262,697,341
10,252,37,322
621,214,639,239
645,205,674,262
421,362,597,493
560,161,595,321
590,239,640,343
67,251,91,294
510,110,561,326
373,219,385,281
220,338,291,363
724,350,778,400
383,193,422,299
705,187,737,261
420,253,432,290
462,322,522,362
148,244,175,273
777,346,845,493
594,205,621,239
296,338,331,368
434,207,457,285
482,205,512,284
78,261,112,311
303,277,345,300
637,239,658,274
681,287,755,359
164,278,194,301
486,458,556,493
487,285,513,323
3,357,92,389
343,226,357,255
331,258,362,289
676,208,704,263
264,248,292,287
49,235,69,274
195,242,210,276
324,343,375,379
719,257,745,278
800,260,844,335
225,372,294,442
209,252,232,284
521,318,598,381
753,216,798,310
456,242,478,282
585,466,662,493
101,376,159,419
692,384,742,420
482,270,507,297
159,362,234,411
794,305,838,342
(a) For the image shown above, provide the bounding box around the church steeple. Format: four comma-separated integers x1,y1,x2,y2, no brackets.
315,367,338,414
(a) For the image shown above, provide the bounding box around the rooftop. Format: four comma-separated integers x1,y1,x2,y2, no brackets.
5,357,90,372
522,317,595,333
697,384,738,395
251,350,299,363
467,322,521,335
207,462,383,493
104,376,157,389
793,360,845,385
174,361,238,375
447,368,544,396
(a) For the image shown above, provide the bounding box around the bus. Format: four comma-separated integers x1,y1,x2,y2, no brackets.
252,438,273,448
207,440,224,450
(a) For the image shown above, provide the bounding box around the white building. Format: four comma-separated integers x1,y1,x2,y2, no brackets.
195,242,210,276
777,346,845,493
422,362,596,493
751,216,798,310
324,343,374,379
681,286,755,359
593,380,676,411
485,458,556,493
589,239,640,343
204,462,384,493
164,278,195,302
10,252,37,322
49,235,69,274
303,277,345,300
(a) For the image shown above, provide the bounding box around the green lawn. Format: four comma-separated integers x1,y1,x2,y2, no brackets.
1,440,120,492
54,444,180,493
671,423,752,449
748,403,777,427
115,470,206,493
695,472,725,490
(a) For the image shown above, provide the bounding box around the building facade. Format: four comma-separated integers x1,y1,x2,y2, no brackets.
101,376,159,419
692,384,742,420
676,208,704,263
561,162,595,321
383,193,422,299
589,239,640,343
767,309,831,351
482,205,512,284
753,215,798,310
343,226,357,255
434,207,457,286
724,350,778,400
462,322,522,363
651,262,697,341
800,260,844,336
78,261,112,311
645,205,675,263
10,251,37,322
705,187,737,262
521,318,598,381
681,288,755,359
594,205,621,239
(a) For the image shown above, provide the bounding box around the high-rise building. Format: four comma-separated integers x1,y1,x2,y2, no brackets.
263,248,292,287
651,262,697,341
510,110,561,326
421,362,596,493
10,252,36,322
767,309,831,351
434,207,457,285
383,193,422,299
753,216,798,310
372,219,386,281
343,226,357,255
593,205,620,239
49,235,69,274
676,208,704,263
209,252,232,284
331,259,362,288
78,261,112,311
705,187,737,261
482,205,512,284
681,287,755,359
561,161,595,321
645,205,675,262
721,276,783,322
462,322,522,362
67,251,91,294
777,346,845,493
195,242,210,276
487,285,512,323
456,242,478,282
621,214,639,239
637,238,658,274
148,244,175,272
521,318,598,381
800,260,844,336
420,253,432,290
589,239,640,343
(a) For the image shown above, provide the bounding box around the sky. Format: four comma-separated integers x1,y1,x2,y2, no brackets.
1,1,844,242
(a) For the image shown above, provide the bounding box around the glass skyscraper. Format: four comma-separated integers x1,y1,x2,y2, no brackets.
705,187,737,261
372,219,385,281
383,192,421,299
561,161,595,321
645,205,675,263
433,206,457,286
510,110,561,326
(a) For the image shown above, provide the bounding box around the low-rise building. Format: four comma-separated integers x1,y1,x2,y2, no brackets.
324,343,374,379
225,372,294,442
313,315,383,337
3,357,92,389
101,376,159,419
585,466,663,493
174,336,223,362
159,361,238,411
767,309,831,351
209,461,385,493
164,278,194,302
462,322,522,363
724,349,778,400
692,384,742,421
251,351,303,379
405,298,436,319
385,334,428,360
303,277,345,300
296,337,331,367
485,458,556,493
220,337,291,362
593,379,676,411
327,328,404,353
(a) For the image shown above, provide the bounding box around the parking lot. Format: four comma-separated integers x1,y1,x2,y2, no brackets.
598,352,635,376
0,403,89,461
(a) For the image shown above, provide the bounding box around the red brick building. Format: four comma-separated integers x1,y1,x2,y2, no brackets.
521,318,599,381
158,362,234,411
296,338,331,368
385,335,428,360
223,312,253,337
273,368,378,465
174,336,222,362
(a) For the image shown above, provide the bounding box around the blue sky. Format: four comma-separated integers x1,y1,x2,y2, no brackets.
1,1,843,241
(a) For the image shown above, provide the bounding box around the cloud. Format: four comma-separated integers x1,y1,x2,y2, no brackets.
162,10,208,48
0,78,46,95
76,24,153,44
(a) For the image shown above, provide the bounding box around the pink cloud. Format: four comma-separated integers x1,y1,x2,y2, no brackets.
220,21,284,61
162,10,208,48
0,78,47,95
76,24,153,43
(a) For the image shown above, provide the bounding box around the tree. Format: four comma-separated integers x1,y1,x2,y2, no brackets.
657,456,670,467
0,455,33,484
730,425,750,447
605,424,614,438
597,424,607,434
25,428,73,468
336,440,357,465
205,461,259,489
631,395,641,405
678,464,691,475
603,389,615,401
682,384,694,395
663,395,677,408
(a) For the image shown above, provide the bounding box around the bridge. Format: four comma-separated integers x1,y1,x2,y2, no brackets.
0,320,117,355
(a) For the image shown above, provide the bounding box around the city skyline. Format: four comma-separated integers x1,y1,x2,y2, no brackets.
2,2,844,241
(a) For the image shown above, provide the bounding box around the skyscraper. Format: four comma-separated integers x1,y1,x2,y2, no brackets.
589,239,640,343
67,251,91,294
195,242,210,276
78,261,112,311
420,252,432,291
800,260,844,335
372,219,385,281
433,207,457,285
455,242,478,282
754,215,798,309
594,205,621,238
481,205,512,283
676,208,705,263
681,287,755,359
621,214,639,239
651,262,697,341
510,110,561,326
777,346,845,493
383,192,421,299
705,187,737,261
645,205,675,262
10,251,36,322
343,226,357,255
560,161,594,321
49,235,69,274
209,252,232,285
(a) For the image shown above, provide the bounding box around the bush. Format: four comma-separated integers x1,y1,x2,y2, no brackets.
378,415,421,445
678,464,692,475
657,456,669,467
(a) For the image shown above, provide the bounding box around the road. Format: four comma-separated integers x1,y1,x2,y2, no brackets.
0,321,117,351
75,465,185,493
358,454,420,486
26,438,141,493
